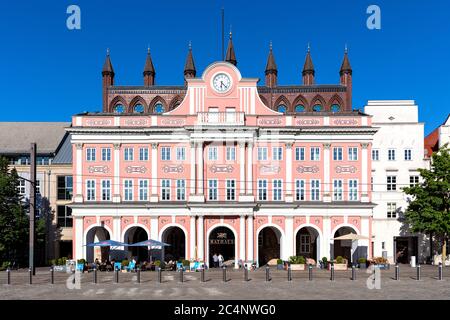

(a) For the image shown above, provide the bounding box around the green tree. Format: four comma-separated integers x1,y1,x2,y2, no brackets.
403,144,450,265
0,157,29,267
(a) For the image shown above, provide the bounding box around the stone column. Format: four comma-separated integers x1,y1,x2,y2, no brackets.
74,216,84,259
239,142,246,196
285,216,294,258
74,143,83,203
113,143,121,203
150,143,158,202
361,143,369,202
239,215,246,262
247,215,254,262
190,142,196,196
196,142,204,195
246,142,253,195
285,142,293,202
323,143,331,202
197,215,204,261
190,216,196,260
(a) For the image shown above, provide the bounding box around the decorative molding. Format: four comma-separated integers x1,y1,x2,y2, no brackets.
322,143,331,150
333,118,358,126
88,165,110,174
124,119,148,126
113,143,121,150
161,118,186,126
296,165,319,173
296,119,320,126
238,142,246,148
361,143,369,149
285,143,293,149
163,165,184,173
258,118,282,125
75,143,83,150
259,165,281,174
335,165,357,174
125,166,148,174
210,164,234,173
86,119,112,126
247,142,254,148
151,143,158,150
190,141,196,148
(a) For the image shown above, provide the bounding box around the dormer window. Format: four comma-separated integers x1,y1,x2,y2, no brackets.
114,104,124,114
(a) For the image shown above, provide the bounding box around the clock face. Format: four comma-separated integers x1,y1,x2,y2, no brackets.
212,73,232,93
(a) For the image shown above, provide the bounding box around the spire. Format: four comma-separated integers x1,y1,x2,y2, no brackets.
143,47,155,86
265,41,277,74
225,31,237,66
302,44,315,76
102,48,114,76
184,41,196,77
340,45,352,75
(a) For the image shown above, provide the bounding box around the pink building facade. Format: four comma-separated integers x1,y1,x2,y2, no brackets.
70,58,376,267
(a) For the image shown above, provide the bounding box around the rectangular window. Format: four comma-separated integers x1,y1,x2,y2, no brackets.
86,148,96,161
176,179,186,201
273,180,283,201
311,180,320,201
86,180,96,201
18,179,26,195
101,148,111,161
258,179,268,201
387,176,397,191
371,177,374,192
208,179,218,201
124,180,133,201
161,179,171,201
295,180,305,201
348,147,358,161
349,179,358,201
226,146,236,161
138,180,148,201
372,149,379,161
257,147,268,161
57,176,73,200
57,205,73,228
295,147,305,161
310,147,320,161
139,147,149,161
124,148,134,161
208,146,218,161
388,149,396,161
409,176,419,187
226,179,236,201
101,180,111,201
404,149,412,161
225,107,236,123
333,180,343,201
36,180,41,194
333,147,343,161
272,147,283,161
300,234,311,254
387,202,397,219
161,147,171,161
176,147,186,161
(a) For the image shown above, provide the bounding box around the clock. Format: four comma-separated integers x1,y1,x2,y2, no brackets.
212,73,232,93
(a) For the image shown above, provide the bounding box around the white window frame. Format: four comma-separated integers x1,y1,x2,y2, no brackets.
333,179,343,201
176,147,186,161
226,179,236,201
139,147,149,161
176,179,186,201
372,149,379,161
226,146,236,161
387,202,397,219
208,179,218,201
388,149,396,161
208,146,218,161
138,179,148,201
295,147,305,161
310,147,320,161
333,147,343,161
348,147,358,161
101,148,111,161
161,147,171,161
387,176,397,191
273,179,283,201
18,179,26,195
86,179,96,201
124,179,133,201
311,179,320,201
404,149,412,161
295,179,305,201
161,179,171,201
124,148,134,161
86,148,96,162
349,179,358,201
101,180,111,201
272,147,283,161
257,147,268,161
257,179,268,201
409,175,419,187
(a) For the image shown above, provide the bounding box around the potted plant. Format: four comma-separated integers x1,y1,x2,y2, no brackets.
321,257,328,269
370,257,390,270
331,256,348,271
276,259,284,270
289,256,306,271
358,258,367,269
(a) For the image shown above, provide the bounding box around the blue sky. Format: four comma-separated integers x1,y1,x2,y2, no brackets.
0,0,448,134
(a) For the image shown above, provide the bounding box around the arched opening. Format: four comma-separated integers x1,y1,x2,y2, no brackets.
208,226,235,267
295,105,305,113
333,226,357,264
277,104,287,114
133,104,144,113
331,104,340,113
258,226,281,266
312,104,323,112
154,102,165,114
124,226,148,262
162,226,186,262
86,227,110,263
114,104,125,114
295,227,320,262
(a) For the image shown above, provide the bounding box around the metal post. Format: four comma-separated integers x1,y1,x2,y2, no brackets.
179,267,184,283
244,267,249,282
416,264,421,281
222,266,227,282
309,264,313,281
351,265,356,281
438,262,443,281
29,143,37,276
157,267,162,283
6,268,10,285
287,266,292,282
72,269,75,284
201,267,205,283
137,267,140,283
330,264,335,281
93,266,97,284
29,268,32,284
50,266,54,284
265,265,270,282
395,264,399,280
114,268,119,283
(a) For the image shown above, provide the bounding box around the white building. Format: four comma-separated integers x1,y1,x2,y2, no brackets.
364,101,430,264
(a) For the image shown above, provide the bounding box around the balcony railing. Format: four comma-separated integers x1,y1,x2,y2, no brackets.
197,112,245,126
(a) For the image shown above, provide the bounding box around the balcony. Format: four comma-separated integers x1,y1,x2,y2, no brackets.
197,112,245,126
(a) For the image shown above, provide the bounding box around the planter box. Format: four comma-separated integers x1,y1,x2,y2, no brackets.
329,264,347,271
290,264,306,271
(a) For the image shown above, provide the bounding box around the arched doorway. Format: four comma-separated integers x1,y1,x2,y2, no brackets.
124,226,148,262
258,227,281,266
162,226,186,262
295,227,320,261
208,226,235,267
86,227,110,263
333,226,357,264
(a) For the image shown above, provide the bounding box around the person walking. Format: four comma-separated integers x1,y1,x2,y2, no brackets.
218,253,224,268
212,253,219,268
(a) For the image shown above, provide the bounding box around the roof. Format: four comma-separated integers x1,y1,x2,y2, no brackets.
0,122,70,155
143,49,155,75
52,133,73,164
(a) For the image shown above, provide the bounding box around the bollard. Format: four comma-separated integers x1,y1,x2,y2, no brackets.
157,267,162,283
29,268,32,285
244,267,249,282
6,268,10,285
201,267,205,283
330,264,335,281
137,267,141,283
50,266,54,284
179,267,184,283
222,266,227,282
72,269,75,285
438,262,443,281
287,266,292,282
265,265,270,282
114,268,119,283
93,266,97,284
351,265,356,281
309,264,313,281
394,264,399,280
416,264,421,281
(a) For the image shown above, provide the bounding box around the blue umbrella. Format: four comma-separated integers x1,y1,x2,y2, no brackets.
85,240,130,247
129,239,171,247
